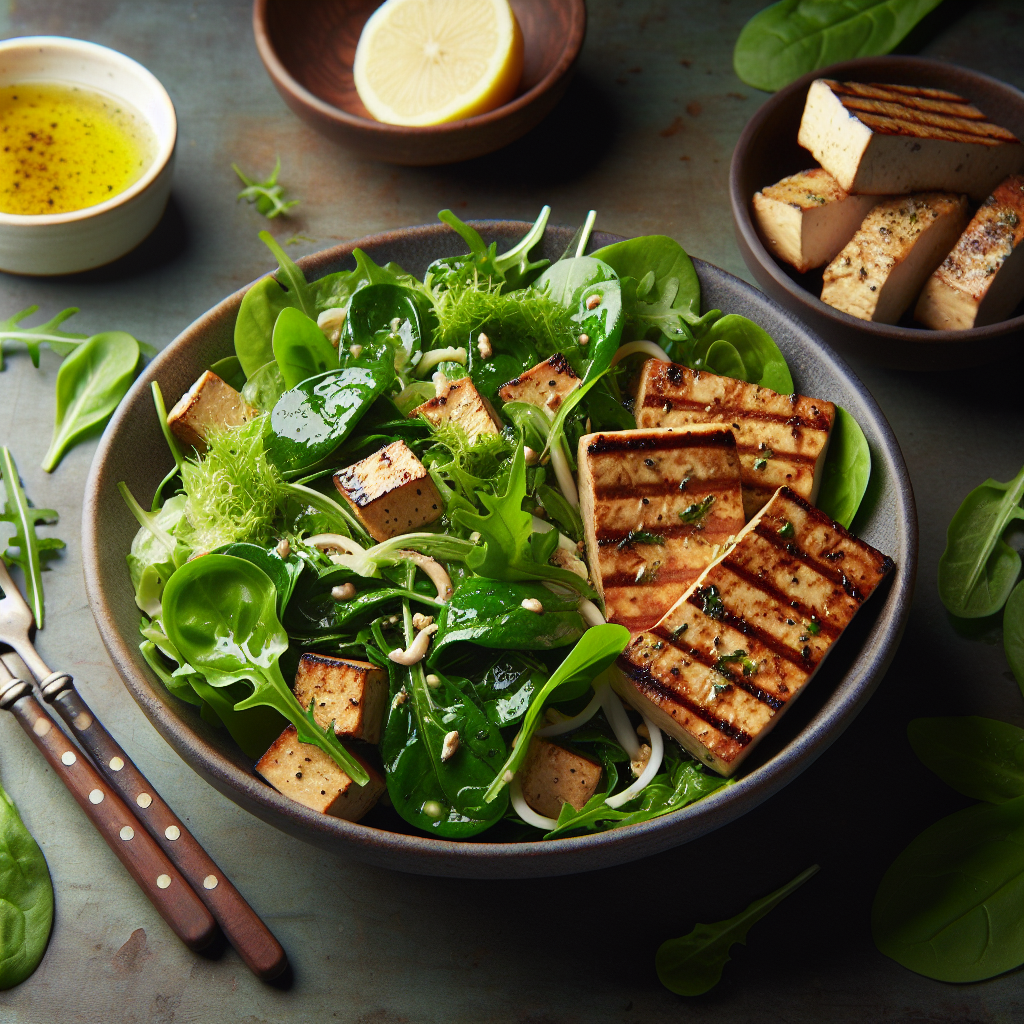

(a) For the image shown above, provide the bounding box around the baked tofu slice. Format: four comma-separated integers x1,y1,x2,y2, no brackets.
613,487,894,776
166,370,257,453
497,353,580,413
634,360,835,519
821,193,969,324
256,725,385,821
578,426,746,634
334,440,443,542
915,174,1024,330
798,79,1024,199
410,376,503,442
752,168,878,272
519,737,603,819
293,654,388,744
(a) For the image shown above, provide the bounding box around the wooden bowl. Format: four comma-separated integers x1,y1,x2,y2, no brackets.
730,56,1024,370
82,221,916,879
252,0,586,166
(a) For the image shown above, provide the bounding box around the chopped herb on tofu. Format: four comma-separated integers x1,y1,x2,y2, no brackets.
334,440,443,542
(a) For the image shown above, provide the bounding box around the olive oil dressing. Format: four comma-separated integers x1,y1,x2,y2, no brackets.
0,82,155,216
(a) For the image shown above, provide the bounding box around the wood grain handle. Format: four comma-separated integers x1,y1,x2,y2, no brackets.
45,677,288,981
2,684,218,953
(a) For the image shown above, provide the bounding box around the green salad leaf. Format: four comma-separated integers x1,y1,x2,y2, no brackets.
233,157,299,219
816,407,872,529
688,313,794,393
272,307,339,389
656,865,820,995
0,774,54,990
1005,580,1024,697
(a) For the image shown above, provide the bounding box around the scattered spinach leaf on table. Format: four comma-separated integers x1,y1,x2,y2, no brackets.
656,864,820,995
937,462,1024,619
734,0,946,93
1005,580,1024,697
161,553,370,783
233,157,299,219
908,717,1024,805
41,331,141,472
0,774,54,990
872,796,1024,983
0,447,65,629
816,407,872,529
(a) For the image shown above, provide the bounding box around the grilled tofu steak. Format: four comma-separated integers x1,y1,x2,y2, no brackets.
410,376,503,442
497,353,581,413
915,173,1024,330
578,426,746,634
634,360,834,519
752,168,878,272
821,192,970,324
613,487,894,776
798,79,1024,199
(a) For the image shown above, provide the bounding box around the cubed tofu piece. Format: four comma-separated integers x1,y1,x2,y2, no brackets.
915,173,1024,330
752,168,879,272
821,192,969,324
334,440,443,542
614,487,894,776
497,354,580,413
166,370,257,453
293,653,388,744
578,426,746,634
410,376,503,442
519,737,603,819
634,361,835,519
798,78,1024,199
255,725,385,821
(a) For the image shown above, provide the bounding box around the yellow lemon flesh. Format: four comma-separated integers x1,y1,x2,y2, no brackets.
353,0,524,127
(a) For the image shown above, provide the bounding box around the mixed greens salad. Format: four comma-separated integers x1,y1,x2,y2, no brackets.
121,207,870,840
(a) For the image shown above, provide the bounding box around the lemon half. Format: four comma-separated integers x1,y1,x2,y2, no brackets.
353,0,524,127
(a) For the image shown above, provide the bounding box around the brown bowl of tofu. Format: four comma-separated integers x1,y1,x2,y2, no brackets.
82,221,916,878
730,56,1024,370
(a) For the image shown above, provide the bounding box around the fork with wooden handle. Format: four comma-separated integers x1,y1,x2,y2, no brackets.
0,560,288,981
0,658,218,951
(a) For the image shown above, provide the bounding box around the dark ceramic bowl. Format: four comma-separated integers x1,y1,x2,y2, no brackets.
83,222,917,878
252,0,586,166
730,56,1024,370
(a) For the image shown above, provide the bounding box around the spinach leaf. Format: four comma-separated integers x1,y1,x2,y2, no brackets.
431,577,586,662
483,623,630,802
1005,580,1024,697
265,365,395,476
340,282,424,378
161,553,370,784
208,355,246,391
472,656,541,727
214,541,304,618
590,235,701,339
41,331,140,472
908,717,1024,805
272,307,339,389
816,407,872,529
0,775,53,990
0,448,65,629
656,865,820,996
733,0,945,93
533,255,617,308
452,443,596,598
872,796,1024,983
938,463,1024,619
233,157,299,219
688,314,794,393
240,360,288,412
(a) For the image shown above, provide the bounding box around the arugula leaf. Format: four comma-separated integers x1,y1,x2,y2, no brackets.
656,865,820,995
233,157,299,219
0,305,86,369
0,447,65,629
452,444,596,598
734,0,945,93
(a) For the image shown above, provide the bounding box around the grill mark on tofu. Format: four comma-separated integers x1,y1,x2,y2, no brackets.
619,657,754,746
592,476,740,502
614,487,893,774
640,393,832,434
586,429,735,454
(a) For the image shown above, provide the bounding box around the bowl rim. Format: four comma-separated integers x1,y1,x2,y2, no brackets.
729,54,1024,345
0,35,177,227
251,0,587,136
83,220,917,874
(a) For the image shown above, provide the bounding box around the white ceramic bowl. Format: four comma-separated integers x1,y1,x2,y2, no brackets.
0,36,176,275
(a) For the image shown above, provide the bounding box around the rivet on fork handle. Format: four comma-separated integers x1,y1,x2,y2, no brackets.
40,669,289,982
